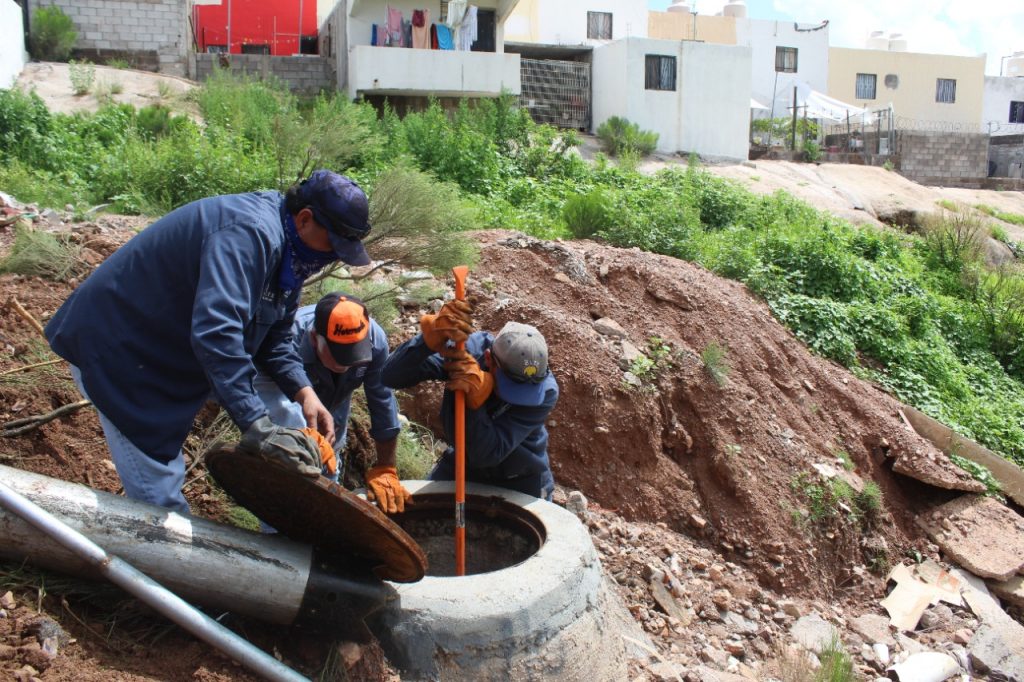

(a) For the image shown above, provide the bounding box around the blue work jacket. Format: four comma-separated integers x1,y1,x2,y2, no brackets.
381,332,558,498
289,306,401,446
46,191,312,462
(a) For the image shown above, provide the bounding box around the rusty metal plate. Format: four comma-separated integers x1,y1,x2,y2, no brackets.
205,446,427,583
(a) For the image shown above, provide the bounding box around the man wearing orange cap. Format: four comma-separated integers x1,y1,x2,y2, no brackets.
255,292,411,513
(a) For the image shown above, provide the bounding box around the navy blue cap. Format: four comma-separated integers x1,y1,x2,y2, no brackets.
298,170,372,266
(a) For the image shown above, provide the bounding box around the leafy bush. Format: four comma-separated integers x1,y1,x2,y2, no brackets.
30,6,77,62
596,116,658,157
563,189,614,239
803,140,821,163
69,60,96,96
920,206,986,271
135,104,174,139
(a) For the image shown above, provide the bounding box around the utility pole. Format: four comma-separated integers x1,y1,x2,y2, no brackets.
791,86,798,151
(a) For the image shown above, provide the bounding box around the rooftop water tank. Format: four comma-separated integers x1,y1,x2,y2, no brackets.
667,1,692,13
888,32,908,52
867,30,889,50
723,1,747,18
1008,51,1024,77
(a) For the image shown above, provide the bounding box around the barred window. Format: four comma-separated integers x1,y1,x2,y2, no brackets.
936,78,956,103
241,44,270,55
1010,101,1024,123
775,46,797,73
855,73,877,100
645,55,676,91
587,11,613,40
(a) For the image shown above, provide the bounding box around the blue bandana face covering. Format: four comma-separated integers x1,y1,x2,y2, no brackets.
279,204,338,293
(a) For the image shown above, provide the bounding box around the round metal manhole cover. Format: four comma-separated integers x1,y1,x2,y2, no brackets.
205,446,427,582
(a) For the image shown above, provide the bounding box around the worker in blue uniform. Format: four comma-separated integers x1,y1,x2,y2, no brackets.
45,170,373,515
381,306,559,500
254,292,412,513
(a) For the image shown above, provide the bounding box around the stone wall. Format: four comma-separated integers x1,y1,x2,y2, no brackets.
34,0,188,74
896,131,989,185
191,54,335,95
989,135,1024,179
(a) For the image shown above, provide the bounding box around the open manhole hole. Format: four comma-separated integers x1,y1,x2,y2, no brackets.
392,492,546,576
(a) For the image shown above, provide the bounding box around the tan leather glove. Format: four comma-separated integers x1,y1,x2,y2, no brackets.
301,427,337,476
366,466,413,514
420,299,473,353
444,351,495,410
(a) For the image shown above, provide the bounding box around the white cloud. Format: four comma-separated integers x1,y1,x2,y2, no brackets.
772,0,1023,74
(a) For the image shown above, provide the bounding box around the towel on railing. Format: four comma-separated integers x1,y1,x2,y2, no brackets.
435,23,454,50
387,7,404,47
412,9,430,48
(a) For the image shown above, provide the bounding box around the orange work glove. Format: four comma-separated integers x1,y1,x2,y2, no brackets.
444,351,494,410
366,466,413,514
301,427,337,476
420,299,473,353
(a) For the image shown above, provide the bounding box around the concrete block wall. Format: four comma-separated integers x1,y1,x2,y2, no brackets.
34,0,187,75
192,54,335,95
896,131,989,182
989,135,1024,178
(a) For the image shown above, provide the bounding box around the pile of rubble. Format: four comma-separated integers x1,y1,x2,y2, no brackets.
559,490,1024,682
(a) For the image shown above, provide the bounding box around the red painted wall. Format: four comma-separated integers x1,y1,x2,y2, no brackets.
195,0,319,56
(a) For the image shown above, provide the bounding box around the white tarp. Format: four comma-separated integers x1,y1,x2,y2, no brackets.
750,97,770,110
777,76,876,124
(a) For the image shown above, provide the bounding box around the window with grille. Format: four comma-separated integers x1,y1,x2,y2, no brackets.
587,11,613,40
936,78,956,103
775,46,797,73
645,55,676,91
855,73,877,100
206,45,227,54
241,44,270,55
1010,101,1024,123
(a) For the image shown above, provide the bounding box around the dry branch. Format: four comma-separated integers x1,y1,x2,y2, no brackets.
2,400,92,437
7,298,45,337
0,358,63,377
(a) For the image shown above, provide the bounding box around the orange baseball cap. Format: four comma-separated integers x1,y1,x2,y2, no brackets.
313,293,373,367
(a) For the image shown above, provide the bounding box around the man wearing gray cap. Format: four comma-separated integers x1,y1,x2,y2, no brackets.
382,314,559,500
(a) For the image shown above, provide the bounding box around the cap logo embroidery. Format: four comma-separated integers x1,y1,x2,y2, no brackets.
331,320,366,339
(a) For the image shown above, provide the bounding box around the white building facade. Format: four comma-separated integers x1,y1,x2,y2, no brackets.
736,17,830,115
592,38,751,160
0,0,27,89
504,0,648,45
983,75,1024,136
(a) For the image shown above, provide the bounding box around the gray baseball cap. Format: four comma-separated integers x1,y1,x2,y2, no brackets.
491,322,549,406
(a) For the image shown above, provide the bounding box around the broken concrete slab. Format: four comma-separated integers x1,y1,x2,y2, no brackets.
916,495,1024,581
891,449,986,493
790,614,840,654
988,574,1024,609
969,622,1024,681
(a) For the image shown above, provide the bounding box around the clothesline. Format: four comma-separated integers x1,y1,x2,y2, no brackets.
373,4,479,51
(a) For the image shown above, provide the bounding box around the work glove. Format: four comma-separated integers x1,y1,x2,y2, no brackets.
301,427,337,477
238,416,322,478
444,350,494,410
366,466,413,514
420,299,474,354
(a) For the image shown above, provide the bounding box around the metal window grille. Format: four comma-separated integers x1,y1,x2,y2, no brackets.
241,44,270,55
855,73,877,100
206,45,227,54
587,12,612,39
440,0,449,22
519,58,591,130
775,46,797,73
645,55,676,91
936,78,956,103
1010,101,1024,123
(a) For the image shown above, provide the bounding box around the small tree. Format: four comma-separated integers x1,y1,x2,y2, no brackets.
596,116,658,157
30,6,78,62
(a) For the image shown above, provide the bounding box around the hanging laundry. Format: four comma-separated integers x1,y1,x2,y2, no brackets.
412,10,430,49
459,5,478,51
435,23,454,50
376,24,389,46
430,24,439,49
371,23,378,46
387,6,404,47
402,19,412,48
446,0,467,49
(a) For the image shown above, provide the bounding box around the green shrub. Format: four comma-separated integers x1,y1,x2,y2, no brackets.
68,60,96,96
990,225,1009,243
135,104,174,139
596,116,659,157
30,6,77,62
563,189,613,239
803,140,822,162
921,206,986,271
701,342,730,386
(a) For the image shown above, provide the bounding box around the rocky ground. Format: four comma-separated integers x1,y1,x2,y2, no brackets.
2,197,1024,681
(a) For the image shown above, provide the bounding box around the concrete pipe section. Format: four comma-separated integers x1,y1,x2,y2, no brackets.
371,480,632,681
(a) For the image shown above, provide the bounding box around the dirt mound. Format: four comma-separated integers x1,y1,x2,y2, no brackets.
398,231,980,598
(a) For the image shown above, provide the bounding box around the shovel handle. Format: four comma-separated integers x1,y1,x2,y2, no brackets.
451,265,469,577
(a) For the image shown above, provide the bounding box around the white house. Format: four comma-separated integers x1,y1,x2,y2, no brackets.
1,0,28,88
320,0,523,101
504,0,648,45
737,17,830,117
983,75,1024,136
591,38,751,160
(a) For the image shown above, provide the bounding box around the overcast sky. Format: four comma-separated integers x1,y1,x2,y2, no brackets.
648,0,1023,76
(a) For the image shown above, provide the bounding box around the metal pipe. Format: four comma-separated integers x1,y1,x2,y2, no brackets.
0,479,309,682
